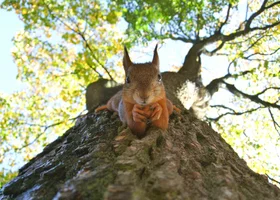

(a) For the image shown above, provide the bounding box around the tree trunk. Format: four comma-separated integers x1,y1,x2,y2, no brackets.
1,44,279,199
1,109,279,200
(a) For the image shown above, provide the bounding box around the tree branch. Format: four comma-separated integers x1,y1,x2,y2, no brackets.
208,106,263,121
266,173,280,185
18,112,87,150
223,81,280,109
210,104,236,112
169,35,195,43
79,33,114,81
244,47,280,59
254,87,280,97
177,19,194,42
66,17,114,81
268,108,280,136
242,34,268,53
85,61,102,78
206,68,254,95
202,41,226,56
218,3,232,33
175,1,279,83
245,0,269,30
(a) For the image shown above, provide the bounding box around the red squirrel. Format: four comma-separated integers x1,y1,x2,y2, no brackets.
96,45,177,137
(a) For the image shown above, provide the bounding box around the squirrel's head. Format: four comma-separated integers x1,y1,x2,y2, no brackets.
122,45,165,105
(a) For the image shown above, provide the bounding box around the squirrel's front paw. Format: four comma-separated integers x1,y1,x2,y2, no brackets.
132,104,148,122
150,103,162,121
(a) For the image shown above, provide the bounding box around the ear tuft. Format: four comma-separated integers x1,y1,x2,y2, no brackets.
123,46,132,74
152,44,159,68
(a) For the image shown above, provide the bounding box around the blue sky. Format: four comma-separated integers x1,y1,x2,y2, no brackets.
0,9,23,94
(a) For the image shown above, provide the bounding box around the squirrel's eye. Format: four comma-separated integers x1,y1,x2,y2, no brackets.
126,76,130,84
158,74,162,82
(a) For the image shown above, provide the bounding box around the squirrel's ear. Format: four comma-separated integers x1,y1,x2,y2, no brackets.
152,44,159,69
123,46,132,74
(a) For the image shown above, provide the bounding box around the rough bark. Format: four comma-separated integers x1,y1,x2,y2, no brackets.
179,43,203,83
1,108,279,200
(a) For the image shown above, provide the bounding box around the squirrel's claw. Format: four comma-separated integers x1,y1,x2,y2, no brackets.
132,105,148,122
132,112,147,122
150,103,162,121
133,105,146,115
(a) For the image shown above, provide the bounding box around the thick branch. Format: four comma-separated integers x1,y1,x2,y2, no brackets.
178,1,279,80
206,69,254,95
169,35,195,43
178,43,204,81
245,0,269,30
223,81,280,109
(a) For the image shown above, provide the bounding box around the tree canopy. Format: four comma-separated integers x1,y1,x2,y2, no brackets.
0,0,279,187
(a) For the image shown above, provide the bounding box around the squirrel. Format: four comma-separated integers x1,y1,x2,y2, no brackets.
95,45,178,137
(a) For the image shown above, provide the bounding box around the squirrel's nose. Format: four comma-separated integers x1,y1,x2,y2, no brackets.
140,95,149,104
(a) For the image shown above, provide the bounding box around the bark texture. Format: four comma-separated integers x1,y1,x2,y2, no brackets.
1,109,279,200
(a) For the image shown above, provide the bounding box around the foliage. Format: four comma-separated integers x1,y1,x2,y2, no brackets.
115,0,239,42
0,0,125,186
